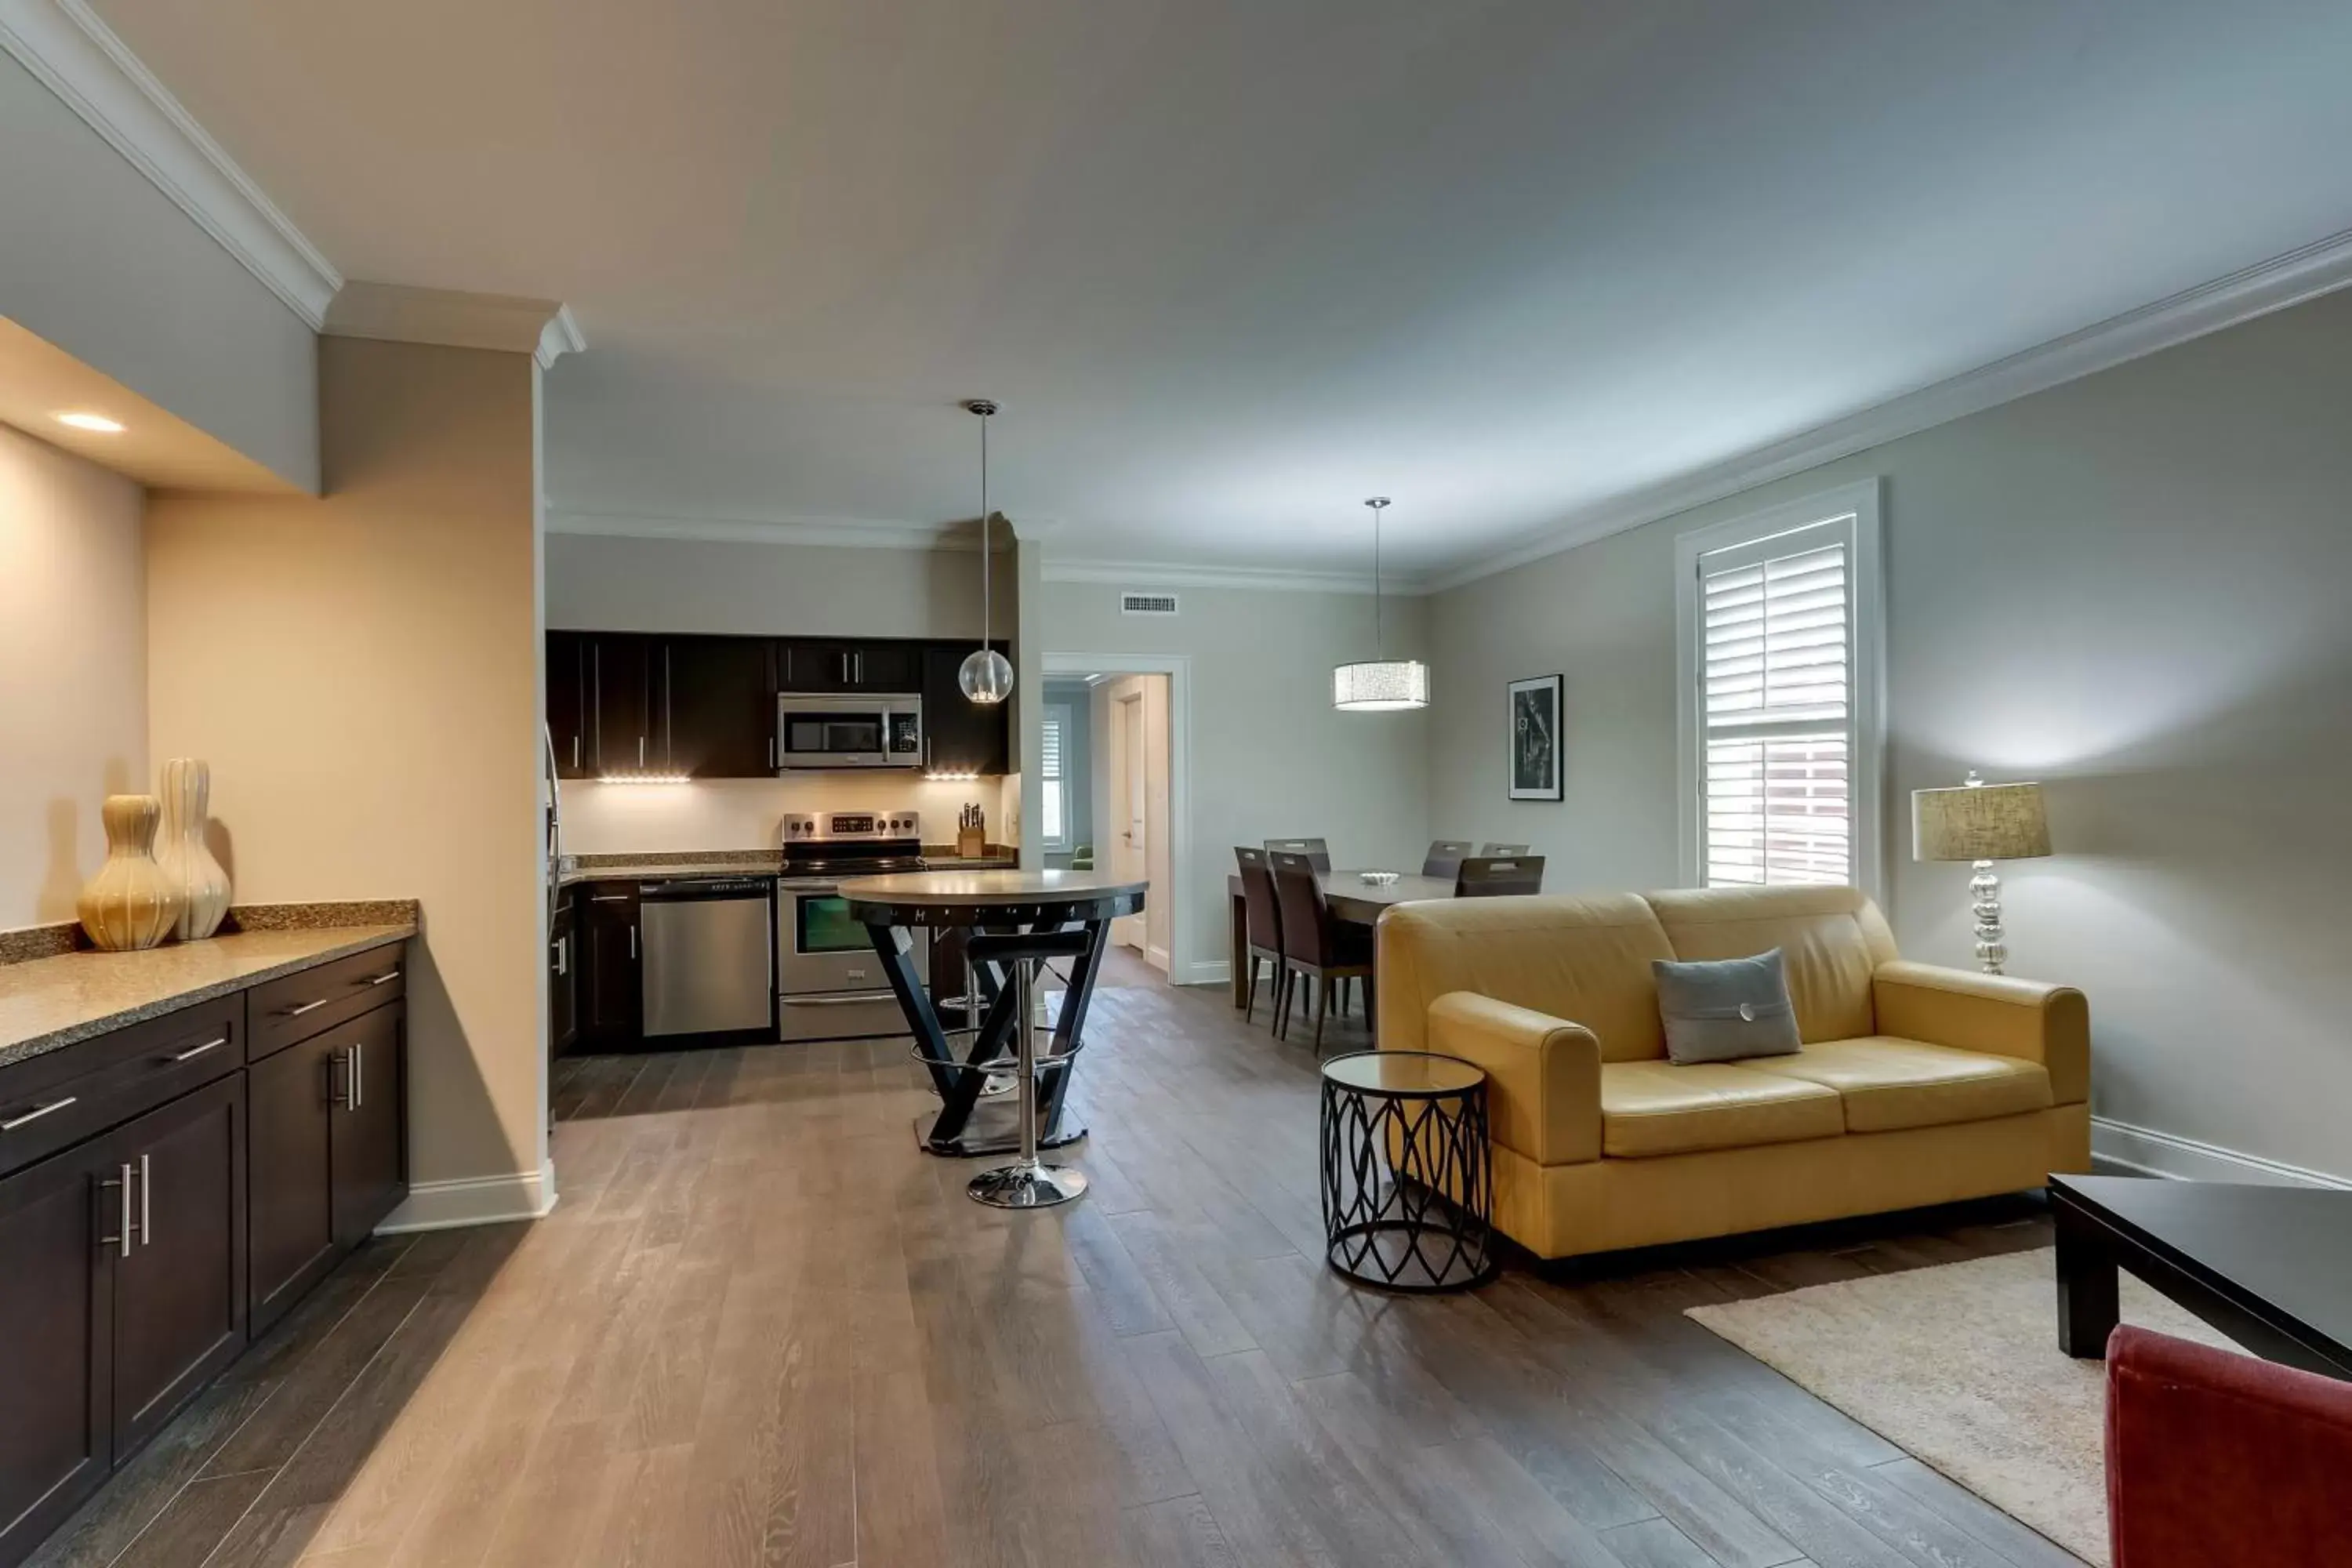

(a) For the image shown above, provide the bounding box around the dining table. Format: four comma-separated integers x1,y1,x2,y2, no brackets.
1222,867,1459,1009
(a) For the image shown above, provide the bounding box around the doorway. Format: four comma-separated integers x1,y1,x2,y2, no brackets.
1040,654,1192,983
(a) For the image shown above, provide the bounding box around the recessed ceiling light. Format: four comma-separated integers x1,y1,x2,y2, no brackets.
56,412,125,434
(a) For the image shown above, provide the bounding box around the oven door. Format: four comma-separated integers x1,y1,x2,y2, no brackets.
778,705,888,768
777,881,929,1041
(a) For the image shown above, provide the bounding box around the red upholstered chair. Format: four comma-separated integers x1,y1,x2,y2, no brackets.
2107,1324,2352,1566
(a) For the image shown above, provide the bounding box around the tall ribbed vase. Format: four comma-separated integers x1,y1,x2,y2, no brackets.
156,758,231,940
78,795,186,952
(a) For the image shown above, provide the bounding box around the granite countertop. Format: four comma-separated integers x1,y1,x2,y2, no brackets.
0,924,415,1069
560,848,1018,884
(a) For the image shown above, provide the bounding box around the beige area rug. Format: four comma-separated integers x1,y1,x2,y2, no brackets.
1686,1248,2242,1566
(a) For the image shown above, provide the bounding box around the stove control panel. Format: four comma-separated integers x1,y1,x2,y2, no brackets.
782,810,921,844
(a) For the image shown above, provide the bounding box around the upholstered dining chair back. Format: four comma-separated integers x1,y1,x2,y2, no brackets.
1479,842,1531,857
1234,846,1283,954
1269,851,1341,965
1264,837,1331,872
1421,840,1474,880
1456,855,1545,898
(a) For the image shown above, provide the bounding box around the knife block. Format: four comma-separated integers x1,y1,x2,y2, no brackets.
956,826,987,858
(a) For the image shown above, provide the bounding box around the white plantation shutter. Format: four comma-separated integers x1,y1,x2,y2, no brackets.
1040,706,1069,848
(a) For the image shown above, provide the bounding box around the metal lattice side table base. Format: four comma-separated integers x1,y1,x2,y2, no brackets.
1320,1055,1495,1293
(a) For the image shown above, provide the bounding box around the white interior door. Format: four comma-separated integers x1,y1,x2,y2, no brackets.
1112,690,1146,947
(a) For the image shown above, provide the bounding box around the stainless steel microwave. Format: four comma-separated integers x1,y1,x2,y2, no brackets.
776,691,923,770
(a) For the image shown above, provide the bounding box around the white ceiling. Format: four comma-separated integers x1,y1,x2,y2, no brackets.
87,0,2352,582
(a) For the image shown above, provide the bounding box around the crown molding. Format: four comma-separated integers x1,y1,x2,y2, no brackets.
1428,224,2352,593
324,282,585,367
547,507,971,551
1042,556,1428,597
0,0,341,327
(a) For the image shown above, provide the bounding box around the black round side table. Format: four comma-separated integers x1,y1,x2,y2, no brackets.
1319,1050,1495,1292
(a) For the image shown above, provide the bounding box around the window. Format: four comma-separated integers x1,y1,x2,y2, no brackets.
1040,704,1072,851
1675,481,1882,893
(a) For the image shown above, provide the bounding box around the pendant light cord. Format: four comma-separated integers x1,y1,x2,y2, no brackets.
978,409,991,646
1366,497,1391,657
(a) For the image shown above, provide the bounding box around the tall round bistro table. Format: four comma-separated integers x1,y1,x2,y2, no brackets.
837,869,1147,1180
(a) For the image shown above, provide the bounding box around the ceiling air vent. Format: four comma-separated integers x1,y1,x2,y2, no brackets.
1120,590,1180,617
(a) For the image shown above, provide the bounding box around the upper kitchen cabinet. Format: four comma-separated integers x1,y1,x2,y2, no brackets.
548,631,590,779
659,636,776,778
583,633,655,777
921,641,1012,777
781,640,919,695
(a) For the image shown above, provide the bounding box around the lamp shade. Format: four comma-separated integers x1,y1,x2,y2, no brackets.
1912,779,2051,862
1333,659,1429,711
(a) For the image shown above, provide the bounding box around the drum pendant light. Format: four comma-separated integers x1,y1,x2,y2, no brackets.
1333,496,1429,710
959,399,1014,705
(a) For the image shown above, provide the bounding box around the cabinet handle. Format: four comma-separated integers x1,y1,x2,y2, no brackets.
139,1152,151,1248
629,924,637,960
283,998,328,1018
665,646,673,768
572,734,581,770
333,1047,358,1112
354,1040,365,1112
638,735,646,768
554,934,569,976
590,893,631,903
0,1096,75,1132
364,969,401,987
768,734,775,770
169,1036,228,1063
855,651,864,684
100,1163,133,1257
593,644,603,771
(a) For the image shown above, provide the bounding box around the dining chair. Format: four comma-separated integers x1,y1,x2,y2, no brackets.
1479,842,1531,857
1421,840,1474,880
1232,846,1286,1027
1264,837,1332,872
1456,855,1545,897
1269,850,1371,1051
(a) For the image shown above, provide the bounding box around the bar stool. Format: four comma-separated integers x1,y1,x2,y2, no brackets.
963,928,1094,1209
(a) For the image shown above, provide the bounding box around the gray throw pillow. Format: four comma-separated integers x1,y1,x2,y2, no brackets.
1652,948,1802,1065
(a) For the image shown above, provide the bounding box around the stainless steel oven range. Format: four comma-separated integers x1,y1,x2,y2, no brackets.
778,809,928,1041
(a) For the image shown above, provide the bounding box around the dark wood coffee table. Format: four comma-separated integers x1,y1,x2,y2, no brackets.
2052,1173,2352,1379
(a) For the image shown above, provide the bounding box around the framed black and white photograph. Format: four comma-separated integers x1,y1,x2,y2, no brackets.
1508,674,1563,800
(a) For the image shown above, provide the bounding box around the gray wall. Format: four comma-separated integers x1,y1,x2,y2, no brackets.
1040,579,1433,985
1429,286,2352,1185
0,55,319,492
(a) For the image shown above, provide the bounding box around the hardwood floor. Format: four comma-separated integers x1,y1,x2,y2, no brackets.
33,963,2083,1568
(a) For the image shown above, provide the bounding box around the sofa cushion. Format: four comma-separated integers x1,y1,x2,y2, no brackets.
1653,948,1802,1064
1377,894,1677,1062
1738,1036,2052,1133
1644,886,1898,1043
1600,1060,1845,1158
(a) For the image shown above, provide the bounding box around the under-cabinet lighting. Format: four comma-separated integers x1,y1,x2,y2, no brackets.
56,412,125,434
925,770,983,782
597,773,693,786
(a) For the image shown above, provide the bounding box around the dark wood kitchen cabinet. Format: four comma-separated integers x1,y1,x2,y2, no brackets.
585,633,655,776
0,1136,117,1567
550,890,578,1058
922,640,1013,776
661,635,776,776
547,630,591,779
578,884,642,1048
781,639,918,695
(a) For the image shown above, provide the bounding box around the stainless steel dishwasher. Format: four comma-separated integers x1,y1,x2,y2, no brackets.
638,877,775,1040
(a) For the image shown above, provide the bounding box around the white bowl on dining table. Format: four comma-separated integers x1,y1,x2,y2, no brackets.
1357,870,1400,886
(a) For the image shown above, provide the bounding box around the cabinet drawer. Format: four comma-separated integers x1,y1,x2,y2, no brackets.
248,946,408,1061
0,997,243,1181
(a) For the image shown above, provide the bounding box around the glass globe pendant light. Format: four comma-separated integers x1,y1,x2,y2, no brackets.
1333,496,1429,710
958,398,1015,705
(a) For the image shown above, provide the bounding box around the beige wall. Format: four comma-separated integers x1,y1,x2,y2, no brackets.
1039,579,1432,985
1429,287,2352,1185
0,423,146,929
147,337,548,1222
0,56,319,490
546,531,1013,639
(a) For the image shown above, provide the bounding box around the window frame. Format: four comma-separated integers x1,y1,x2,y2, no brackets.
1673,477,1886,898
1040,702,1073,852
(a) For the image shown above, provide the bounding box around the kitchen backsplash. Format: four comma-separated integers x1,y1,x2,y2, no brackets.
559,774,1022,855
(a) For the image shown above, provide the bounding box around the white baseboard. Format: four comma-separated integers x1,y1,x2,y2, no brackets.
1145,943,1171,972
377,1156,558,1233
1178,958,1230,988
2090,1116,2348,1190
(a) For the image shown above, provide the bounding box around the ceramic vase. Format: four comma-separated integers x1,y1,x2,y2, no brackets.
78,795,186,952
155,757,232,940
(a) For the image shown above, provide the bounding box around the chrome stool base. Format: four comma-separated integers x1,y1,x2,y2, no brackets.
967,1160,1090,1209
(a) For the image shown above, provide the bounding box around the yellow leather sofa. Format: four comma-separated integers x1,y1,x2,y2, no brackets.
1374,885,2089,1261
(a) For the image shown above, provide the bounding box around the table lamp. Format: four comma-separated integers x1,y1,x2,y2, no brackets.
1912,771,2051,975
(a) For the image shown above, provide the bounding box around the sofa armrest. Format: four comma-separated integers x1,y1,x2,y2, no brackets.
1872,960,2089,1104
1425,992,1602,1165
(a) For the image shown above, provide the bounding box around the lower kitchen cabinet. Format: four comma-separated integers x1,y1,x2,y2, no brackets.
0,1135,116,1568
249,1001,405,1335
579,884,642,1048
550,891,579,1058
